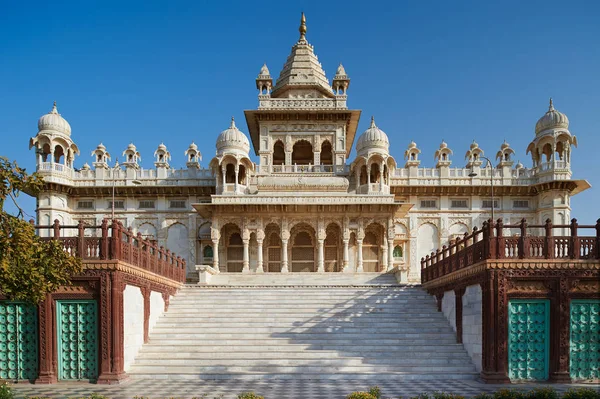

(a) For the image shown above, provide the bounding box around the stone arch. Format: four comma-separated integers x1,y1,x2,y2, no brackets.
264,223,282,272
225,163,235,183
292,140,313,165
363,222,384,272
448,222,469,246
138,222,158,242
220,223,243,273
360,165,367,185
324,223,341,272
54,144,65,164
273,140,285,165
166,223,189,263
238,164,246,184
290,222,315,272
417,222,439,264
41,143,51,162
393,245,403,258
320,140,333,165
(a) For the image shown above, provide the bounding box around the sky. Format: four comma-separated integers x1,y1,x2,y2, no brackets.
1,0,598,224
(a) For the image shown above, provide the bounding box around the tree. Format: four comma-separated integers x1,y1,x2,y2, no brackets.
0,156,82,304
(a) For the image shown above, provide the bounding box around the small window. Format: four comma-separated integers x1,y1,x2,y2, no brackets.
203,245,213,258
77,200,94,209
450,199,469,209
513,200,530,209
482,199,499,209
108,200,125,209
169,200,187,209
138,200,155,209
420,199,437,209
393,245,403,258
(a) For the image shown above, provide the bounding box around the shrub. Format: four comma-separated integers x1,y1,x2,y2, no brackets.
407,394,431,399
237,393,264,399
472,394,494,399
346,393,376,399
432,393,465,399
525,388,558,399
562,388,600,399
0,381,14,399
494,389,527,399
369,386,381,399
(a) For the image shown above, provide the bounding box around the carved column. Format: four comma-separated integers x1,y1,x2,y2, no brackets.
455,287,466,344
141,286,150,343
381,237,388,273
256,229,265,273
379,160,384,191
242,238,250,273
317,239,325,272
35,294,57,383
281,221,290,273
221,166,226,192
211,226,220,271
357,240,364,272
234,164,239,194
388,238,395,271
281,239,289,273
342,239,349,271
550,276,571,382
366,165,371,194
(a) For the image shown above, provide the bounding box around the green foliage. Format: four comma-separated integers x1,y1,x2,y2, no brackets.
0,381,14,399
562,388,600,399
346,393,376,399
493,389,527,399
67,395,109,399
0,156,82,304
472,394,494,399
526,388,559,399
237,393,264,399
432,393,465,399
369,386,382,399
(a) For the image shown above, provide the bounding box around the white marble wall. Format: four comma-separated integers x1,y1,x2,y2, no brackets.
441,290,456,332
123,285,144,372
149,291,165,334
462,284,483,372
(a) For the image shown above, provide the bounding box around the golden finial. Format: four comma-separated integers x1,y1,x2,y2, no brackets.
299,12,307,41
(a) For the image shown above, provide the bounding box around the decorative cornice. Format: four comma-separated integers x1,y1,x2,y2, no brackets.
82,260,183,289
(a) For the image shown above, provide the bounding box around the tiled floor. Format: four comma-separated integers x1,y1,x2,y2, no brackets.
10,379,600,399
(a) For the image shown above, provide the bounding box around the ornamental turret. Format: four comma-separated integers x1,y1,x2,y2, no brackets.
332,64,350,95
496,140,515,167
29,101,80,170
465,140,484,168
526,98,577,179
256,64,273,96
434,140,453,167
185,142,202,168
404,141,421,167
91,143,110,169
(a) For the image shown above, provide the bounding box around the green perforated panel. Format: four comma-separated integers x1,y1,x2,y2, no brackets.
508,299,549,381
570,300,600,381
56,300,98,381
0,301,38,381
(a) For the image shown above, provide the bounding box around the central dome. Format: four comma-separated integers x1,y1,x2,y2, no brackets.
37,102,71,136
216,117,250,155
356,117,389,156
535,98,569,135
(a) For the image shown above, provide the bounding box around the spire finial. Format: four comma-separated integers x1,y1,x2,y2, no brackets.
299,12,307,41
549,97,554,111
370,116,376,128
50,101,58,114
230,116,236,129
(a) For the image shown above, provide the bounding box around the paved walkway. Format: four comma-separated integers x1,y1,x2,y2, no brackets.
10,379,599,399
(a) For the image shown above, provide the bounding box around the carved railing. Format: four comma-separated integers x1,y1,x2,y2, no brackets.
35,219,186,283
421,218,600,284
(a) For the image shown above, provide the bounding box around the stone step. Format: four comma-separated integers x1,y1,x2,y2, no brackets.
145,338,460,345
132,358,472,366
129,365,477,374
155,321,451,328
192,273,400,286
128,372,478,381
149,326,453,333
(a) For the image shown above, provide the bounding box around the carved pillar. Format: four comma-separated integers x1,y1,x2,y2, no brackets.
234,164,239,194
379,160,384,191
256,239,265,273
35,294,57,384
388,238,395,271
455,287,466,344
281,239,289,273
357,240,364,272
281,222,290,273
366,165,371,194
342,239,349,271
550,276,571,382
97,272,127,384
242,238,250,273
221,166,226,192
382,238,388,273
480,271,510,383
141,286,150,343
317,239,325,272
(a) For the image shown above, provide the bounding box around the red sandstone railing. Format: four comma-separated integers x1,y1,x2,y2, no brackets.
34,219,186,284
421,218,600,284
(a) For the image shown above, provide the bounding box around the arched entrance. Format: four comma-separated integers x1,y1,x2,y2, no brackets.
363,223,384,272
291,224,315,272
292,140,313,165
324,223,342,272
264,223,282,272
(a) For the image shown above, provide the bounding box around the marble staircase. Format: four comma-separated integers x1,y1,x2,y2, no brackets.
128,274,478,380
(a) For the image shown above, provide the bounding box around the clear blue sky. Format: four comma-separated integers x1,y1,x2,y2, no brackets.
1,0,598,224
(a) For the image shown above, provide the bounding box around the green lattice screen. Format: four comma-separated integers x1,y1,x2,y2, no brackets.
570,300,600,381
508,299,550,381
56,300,98,381
0,301,38,381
